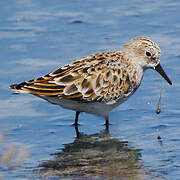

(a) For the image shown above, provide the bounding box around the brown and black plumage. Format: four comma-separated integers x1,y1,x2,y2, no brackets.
10,37,172,126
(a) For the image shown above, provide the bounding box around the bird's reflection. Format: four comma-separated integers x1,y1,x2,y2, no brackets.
39,125,148,179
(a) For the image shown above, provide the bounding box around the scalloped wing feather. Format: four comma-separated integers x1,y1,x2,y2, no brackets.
10,51,134,102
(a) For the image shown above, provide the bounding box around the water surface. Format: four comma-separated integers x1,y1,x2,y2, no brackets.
0,0,180,179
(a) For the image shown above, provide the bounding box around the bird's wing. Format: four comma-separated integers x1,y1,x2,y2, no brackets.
10,51,132,102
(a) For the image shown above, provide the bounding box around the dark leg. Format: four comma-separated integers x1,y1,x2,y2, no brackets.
74,124,80,138
73,111,80,126
105,116,109,131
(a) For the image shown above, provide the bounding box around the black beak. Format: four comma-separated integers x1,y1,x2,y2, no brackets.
155,64,172,85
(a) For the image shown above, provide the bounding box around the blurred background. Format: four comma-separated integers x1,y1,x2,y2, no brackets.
0,0,179,179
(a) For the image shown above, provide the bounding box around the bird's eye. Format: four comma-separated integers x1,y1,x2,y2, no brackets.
146,51,151,57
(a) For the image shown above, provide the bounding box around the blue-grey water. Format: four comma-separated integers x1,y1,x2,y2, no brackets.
0,0,180,179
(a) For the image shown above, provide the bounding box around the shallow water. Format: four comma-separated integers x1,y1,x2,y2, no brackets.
0,0,180,179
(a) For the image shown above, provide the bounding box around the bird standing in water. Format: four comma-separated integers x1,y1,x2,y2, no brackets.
10,37,172,127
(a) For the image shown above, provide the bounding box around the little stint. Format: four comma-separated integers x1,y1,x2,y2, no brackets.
10,37,172,126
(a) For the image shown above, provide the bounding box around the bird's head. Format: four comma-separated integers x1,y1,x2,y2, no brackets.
123,36,172,85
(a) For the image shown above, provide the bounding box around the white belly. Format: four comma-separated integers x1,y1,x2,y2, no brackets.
38,94,130,119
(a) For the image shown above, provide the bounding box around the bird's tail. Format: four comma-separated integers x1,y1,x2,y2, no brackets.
10,81,32,93
9,76,64,96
